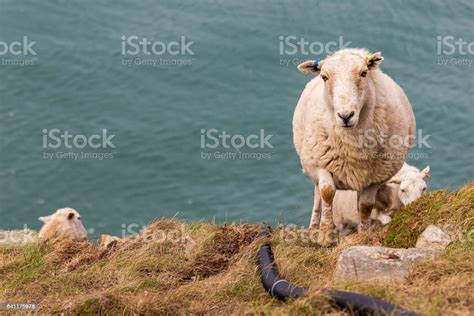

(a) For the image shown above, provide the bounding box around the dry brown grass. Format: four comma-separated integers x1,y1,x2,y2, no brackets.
1,183,473,315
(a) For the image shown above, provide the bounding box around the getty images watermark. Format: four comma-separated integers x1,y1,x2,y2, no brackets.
437,36,473,67
279,35,351,66
200,128,274,160
357,128,431,160
0,36,37,66
42,128,116,160
121,35,194,67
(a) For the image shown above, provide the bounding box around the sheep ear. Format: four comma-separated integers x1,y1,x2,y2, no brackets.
68,212,75,220
297,59,321,75
388,176,401,184
367,52,384,69
39,215,53,223
421,166,431,179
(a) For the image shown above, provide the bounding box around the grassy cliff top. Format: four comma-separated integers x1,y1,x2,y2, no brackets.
1,183,473,315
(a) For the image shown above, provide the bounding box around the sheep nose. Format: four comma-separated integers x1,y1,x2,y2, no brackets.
337,111,355,122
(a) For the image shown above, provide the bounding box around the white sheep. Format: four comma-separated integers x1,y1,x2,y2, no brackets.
333,163,431,229
38,208,88,241
293,48,416,245
375,163,430,219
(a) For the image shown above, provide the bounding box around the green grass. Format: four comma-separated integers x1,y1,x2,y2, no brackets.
1,244,48,290
385,182,473,248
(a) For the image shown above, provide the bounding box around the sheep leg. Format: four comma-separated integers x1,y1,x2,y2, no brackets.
309,186,322,229
357,183,381,232
316,169,337,246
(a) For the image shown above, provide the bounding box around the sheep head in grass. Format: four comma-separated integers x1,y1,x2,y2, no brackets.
39,208,88,241
389,165,430,206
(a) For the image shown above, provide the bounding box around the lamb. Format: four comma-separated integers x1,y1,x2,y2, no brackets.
333,163,430,230
38,208,88,241
374,163,430,220
293,48,416,245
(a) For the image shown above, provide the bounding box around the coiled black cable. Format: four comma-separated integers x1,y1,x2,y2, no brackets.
256,229,420,315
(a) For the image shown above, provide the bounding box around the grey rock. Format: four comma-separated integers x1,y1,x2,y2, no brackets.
334,245,435,283
415,225,452,250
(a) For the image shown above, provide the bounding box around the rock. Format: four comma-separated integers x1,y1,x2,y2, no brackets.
415,225,452,250
99,234,121,248
0,229,39,248
334,245,434,283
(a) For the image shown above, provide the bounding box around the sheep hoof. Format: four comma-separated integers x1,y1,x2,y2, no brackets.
317,224,338,247
369,219,385,231
357,222,371,232
309,222,320,230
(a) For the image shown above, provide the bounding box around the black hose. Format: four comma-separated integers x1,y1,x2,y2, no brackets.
256,229,420,316
322,290,419,315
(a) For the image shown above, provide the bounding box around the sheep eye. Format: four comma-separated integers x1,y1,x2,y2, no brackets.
321,74,329,82
360,70,368,77
422,187,426,192
401,189,406,193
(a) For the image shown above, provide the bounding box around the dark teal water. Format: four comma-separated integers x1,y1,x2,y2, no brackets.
0,0,473,236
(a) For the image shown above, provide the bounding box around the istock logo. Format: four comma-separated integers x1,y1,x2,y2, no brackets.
437,36,474,55
121,36,194,55
0,36,38,66
279,35,351,56
200,128,273,149
200,129,274,161
42,129,116,161
121,35,195,67
42,129,115,149
279,35,351,67
0,36,37,55
437,35,473,67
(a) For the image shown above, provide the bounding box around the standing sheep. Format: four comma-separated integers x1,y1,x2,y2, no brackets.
293,48,416,245
333,163,431,229
38,207,88,241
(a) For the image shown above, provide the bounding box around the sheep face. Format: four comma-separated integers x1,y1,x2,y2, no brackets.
393,166,430,206
38,208,88,241
297,50,384,129
398,177,427,205
322,52,383,129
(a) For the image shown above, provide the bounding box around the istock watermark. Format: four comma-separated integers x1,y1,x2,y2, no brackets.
200,128,274,160
357,128,431,150
122,223,193,242
437,35,473,67
0,36,38,66
279,35,351,67
121,35,194,67
42,128,116,160
0,225,37,245
356,128,432,160
121,223,194,254
277,224,474,245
